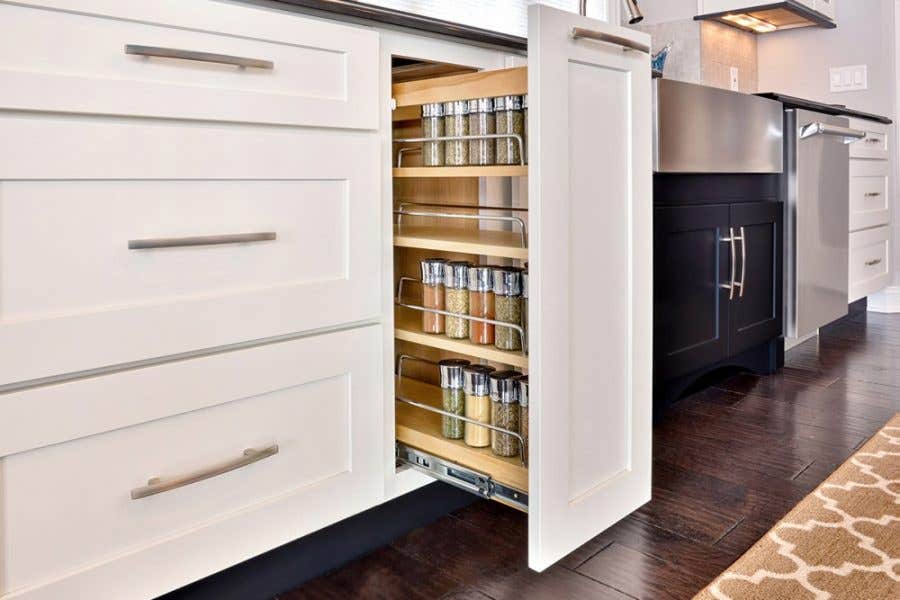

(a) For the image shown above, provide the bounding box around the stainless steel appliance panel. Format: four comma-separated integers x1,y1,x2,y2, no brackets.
653,79,783,173
785,109,853,338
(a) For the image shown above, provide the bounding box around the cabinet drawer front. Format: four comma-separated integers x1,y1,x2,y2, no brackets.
849,119,889,160
0,1,377,129
0,117,380,386
0,326,383,599
849,160,890,231
849,226,891,302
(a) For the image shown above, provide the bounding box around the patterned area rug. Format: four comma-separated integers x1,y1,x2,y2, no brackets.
694,414,900,600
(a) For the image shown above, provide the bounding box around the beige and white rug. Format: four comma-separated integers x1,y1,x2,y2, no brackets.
694,414,900,600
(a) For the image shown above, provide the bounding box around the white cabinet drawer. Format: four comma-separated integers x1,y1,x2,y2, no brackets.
0,115,380,386
849,118,889,160
849,226,891,302
0,325,383,600
0,0,377,129
849,159,890,231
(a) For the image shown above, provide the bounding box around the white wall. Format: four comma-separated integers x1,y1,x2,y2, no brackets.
759,0,899,288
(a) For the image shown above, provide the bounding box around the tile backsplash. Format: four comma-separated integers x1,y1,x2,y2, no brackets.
632,19,758,93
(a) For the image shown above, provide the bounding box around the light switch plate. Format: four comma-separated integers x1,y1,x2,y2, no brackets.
830,65,868,92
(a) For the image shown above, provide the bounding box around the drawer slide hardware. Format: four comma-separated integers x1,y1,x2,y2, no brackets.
396,278,528,353
396,443,528,511
130,444,279,500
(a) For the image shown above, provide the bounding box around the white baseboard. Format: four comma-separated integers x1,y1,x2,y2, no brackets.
868,286,900,313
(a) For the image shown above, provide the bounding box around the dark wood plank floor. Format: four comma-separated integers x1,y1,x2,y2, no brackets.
278,310,900,600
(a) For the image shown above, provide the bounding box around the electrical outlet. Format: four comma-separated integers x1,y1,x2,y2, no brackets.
830,65,868,92
730,67,739,91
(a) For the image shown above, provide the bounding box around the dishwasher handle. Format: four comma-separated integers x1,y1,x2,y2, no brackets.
799,122,867,144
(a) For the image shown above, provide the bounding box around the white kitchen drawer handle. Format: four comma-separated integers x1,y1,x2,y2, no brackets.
125,44,274,70
128,232,277,250
571,27,650,54
130,444,279,500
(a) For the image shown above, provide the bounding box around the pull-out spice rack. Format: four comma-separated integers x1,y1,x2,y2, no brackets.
394,133,525,167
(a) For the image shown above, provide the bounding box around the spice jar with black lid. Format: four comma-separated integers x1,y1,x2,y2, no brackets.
439,359,469,439
490,370,520,457
463,365,494,447
495,95,524,165
443,100,469,166
444,261,470,339
420,258,447,334
493,267,523,351
467,97,495,166
468,265,494,345
516,375,529,457
421,103,445,166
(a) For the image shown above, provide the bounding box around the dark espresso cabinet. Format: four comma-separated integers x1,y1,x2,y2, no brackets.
653,179,783,408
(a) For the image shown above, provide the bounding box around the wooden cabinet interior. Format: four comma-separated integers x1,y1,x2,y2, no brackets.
391,59,529,507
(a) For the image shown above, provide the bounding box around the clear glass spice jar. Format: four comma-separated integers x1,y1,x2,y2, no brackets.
522,94,528,164
463,365,494,448
420,258,447,334
467,97,495,166
490,370,520,457
493,267,523,351
443,100,469,166
521,270,529,347
468,266,495,345
444,261,470,339
516,375,529,459
495,95,524,165
439,358,469,439
421,103,445,167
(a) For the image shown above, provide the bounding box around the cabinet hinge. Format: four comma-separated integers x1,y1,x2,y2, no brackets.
396,443,528,512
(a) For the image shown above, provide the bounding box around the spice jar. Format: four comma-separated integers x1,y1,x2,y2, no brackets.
493,267,523,351
467,97,495,166
522,94,528,164
495,95,524,165
490,370,520,457
421,258,447,334
443,100,469,166
444,261,470,339
421,103,445,167
521,270,529,345
516,375,529,458
439,359,470,439
468,266,495,345
463,365,493,447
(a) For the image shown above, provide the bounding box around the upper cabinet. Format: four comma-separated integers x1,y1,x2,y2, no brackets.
695,0,837,32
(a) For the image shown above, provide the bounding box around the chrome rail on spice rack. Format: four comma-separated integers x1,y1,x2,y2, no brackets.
396,146,422,166
395,353,439,379
395,277,528,354
394,133,525,167
396,395,527,466
393,209,528,247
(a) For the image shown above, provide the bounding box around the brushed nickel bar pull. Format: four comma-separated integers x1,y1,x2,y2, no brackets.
128,232,276,250
736,226,747,298
125,44,274,70
720,227,737,300
864,192,882,197
571,27,651,54
130,445,279,500
865,258,883,267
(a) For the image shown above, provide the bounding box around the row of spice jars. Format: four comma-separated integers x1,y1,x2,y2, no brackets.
421,259,527,352
421,95,527,167
439,360,529,458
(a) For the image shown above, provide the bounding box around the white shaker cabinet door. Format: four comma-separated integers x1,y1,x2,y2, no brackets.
527,5,653,571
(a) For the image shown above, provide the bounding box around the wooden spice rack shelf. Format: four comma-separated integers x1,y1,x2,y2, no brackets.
393,224,528,260
395,375,528,493
392,66,527,109
394,308,528,369
393,166,527,178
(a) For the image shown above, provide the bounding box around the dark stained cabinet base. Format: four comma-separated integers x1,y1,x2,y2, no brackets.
653,174,784,416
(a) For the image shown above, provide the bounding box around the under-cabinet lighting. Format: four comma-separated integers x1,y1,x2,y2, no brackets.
720,13,777,33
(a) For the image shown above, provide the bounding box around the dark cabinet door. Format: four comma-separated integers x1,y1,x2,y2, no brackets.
654,205,732,380
729,202,783,355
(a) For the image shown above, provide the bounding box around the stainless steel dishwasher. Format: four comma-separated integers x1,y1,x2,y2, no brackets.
784,110,865,340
